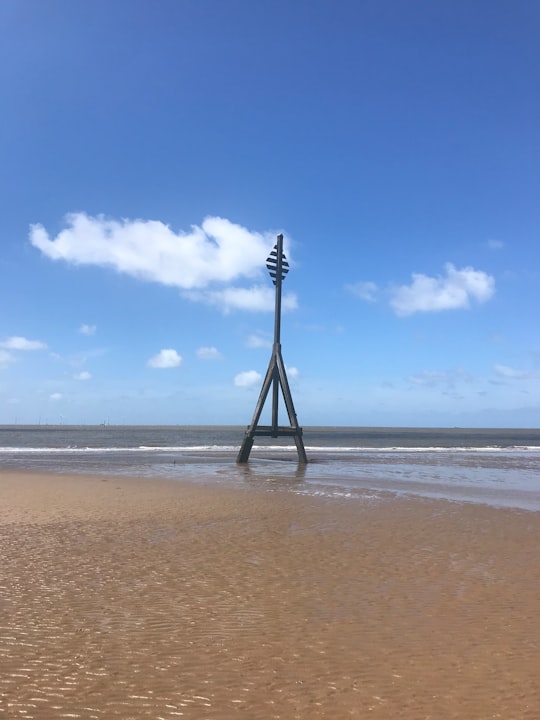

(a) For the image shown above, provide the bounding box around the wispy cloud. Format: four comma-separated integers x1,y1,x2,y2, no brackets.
54,347,108,368
147,349,182,368
246,333,272,349
234,370,262,388
0,350,14,369
79,324,96,335
486,239,504,250
49,393,63,401
493,364,529,379
74,371,92,380
185,285,297,313
407,368,472,389
390,264,494,316
0,336,47,350
345,281,378,302
196,346,222,360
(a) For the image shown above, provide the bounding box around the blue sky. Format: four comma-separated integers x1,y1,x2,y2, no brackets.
1,0,539,427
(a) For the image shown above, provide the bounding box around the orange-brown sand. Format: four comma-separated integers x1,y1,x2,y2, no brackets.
0,471,538,719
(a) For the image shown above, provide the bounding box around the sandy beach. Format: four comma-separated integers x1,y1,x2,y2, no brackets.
1,471,538,719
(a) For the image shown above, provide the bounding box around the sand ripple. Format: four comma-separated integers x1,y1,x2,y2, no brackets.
0,476,539,718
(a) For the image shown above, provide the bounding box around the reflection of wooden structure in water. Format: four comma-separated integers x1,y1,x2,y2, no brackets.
237,234,307,464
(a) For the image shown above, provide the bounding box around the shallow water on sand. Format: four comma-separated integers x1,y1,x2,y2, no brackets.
1,425,539,510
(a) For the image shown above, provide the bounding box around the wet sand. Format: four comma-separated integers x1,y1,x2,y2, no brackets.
1,471,538,719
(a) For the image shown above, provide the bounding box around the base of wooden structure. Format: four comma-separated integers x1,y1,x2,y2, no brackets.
236,345,308,465
236,425,307,464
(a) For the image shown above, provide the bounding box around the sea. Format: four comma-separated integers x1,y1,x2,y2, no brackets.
1,425,539,511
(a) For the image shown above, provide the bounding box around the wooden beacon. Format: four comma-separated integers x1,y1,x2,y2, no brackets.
237,233,308,464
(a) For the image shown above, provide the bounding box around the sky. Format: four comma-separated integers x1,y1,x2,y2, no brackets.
1,0,539,427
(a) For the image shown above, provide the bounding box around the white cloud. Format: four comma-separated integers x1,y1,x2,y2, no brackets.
487,239,504,250
234,370,262,388
494,364,529,379
147,349,182,368
79,324,96,335
50,393,63,401
390,263,495,316
31,213,287,290
0,336,47,350
286,366,299,380
185,285,298,313
346,281,378,302
196,346,222,360
74,371,92,380
0,350,14,369
246,333,272,349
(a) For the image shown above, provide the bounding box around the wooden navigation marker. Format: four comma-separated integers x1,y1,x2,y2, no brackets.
237,233,307,464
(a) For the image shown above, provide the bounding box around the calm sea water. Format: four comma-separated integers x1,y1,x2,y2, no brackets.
1,425,539,511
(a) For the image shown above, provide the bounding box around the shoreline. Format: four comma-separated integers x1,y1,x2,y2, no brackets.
1,471,539,718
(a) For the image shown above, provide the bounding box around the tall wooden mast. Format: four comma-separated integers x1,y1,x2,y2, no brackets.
237,233,307,464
